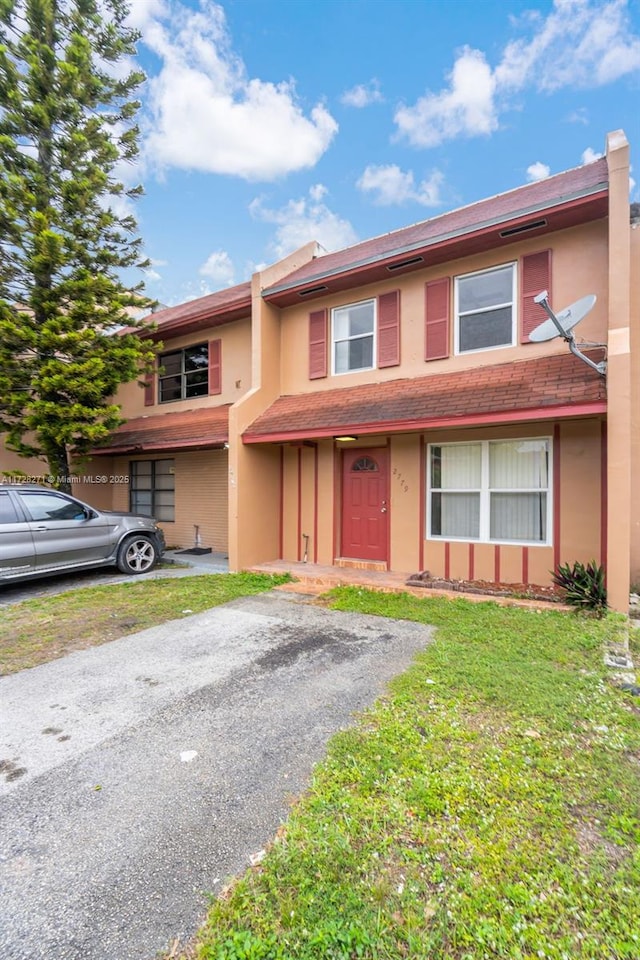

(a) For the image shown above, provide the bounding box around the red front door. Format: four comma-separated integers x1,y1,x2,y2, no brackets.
341,449,388,561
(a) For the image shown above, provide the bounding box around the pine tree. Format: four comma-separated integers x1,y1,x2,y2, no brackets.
0,0,156,492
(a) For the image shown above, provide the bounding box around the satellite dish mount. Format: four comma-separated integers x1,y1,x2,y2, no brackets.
529,291,606,377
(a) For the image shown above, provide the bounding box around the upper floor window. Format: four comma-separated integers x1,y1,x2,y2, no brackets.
332,299,375,374
455,263,516,354
158,344,208,403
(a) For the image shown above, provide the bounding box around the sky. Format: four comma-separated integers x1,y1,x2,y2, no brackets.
119,0,640,306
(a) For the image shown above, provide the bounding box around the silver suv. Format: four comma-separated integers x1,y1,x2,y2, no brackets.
0,484,165,583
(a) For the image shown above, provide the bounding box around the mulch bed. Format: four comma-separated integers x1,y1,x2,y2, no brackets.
406,570,564,602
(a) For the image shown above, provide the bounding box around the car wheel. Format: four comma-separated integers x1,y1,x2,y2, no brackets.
116,535,158,575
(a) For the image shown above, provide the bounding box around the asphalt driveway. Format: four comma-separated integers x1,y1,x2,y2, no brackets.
0,590,432,960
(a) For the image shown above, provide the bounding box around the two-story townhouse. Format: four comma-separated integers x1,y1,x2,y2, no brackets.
231,130,636,614
84,282,252,552
2,131,636,613
83,241,321,551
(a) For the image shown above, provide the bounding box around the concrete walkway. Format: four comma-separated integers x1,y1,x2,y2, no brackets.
0,590,432,960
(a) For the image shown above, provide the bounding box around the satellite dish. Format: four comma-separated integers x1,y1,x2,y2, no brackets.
529,290,606,377
529,293,596,342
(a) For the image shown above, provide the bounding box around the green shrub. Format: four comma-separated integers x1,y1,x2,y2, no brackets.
552,560,607,614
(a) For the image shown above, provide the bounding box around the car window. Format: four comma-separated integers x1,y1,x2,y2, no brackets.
18,492,88,522
0,491,20,523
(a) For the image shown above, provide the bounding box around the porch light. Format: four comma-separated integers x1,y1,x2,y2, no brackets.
334,435,358,442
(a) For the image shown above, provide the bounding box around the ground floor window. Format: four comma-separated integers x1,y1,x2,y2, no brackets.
130,459,175,522
428,438,550,544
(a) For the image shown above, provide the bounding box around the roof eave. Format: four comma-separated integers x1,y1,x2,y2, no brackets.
141,299,252,341
262,183,608,301
91,436,229,456
242,400,607,444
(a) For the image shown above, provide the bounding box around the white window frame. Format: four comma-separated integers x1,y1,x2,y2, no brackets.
331,298,376,375
454,262,517,356
426,438,552,546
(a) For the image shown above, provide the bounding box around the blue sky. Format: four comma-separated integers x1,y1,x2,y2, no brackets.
121,0,640,306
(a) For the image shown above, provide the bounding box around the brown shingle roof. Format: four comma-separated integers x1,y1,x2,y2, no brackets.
93,406,230,455
243,353,606,442
264,160,608,296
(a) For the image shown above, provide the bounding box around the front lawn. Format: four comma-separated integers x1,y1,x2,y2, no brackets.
0,573,291,675
194,590,640,960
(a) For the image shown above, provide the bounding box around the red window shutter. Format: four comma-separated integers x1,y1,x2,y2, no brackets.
209,338,222,395
143,370,155,407
521,250,552,343
377,290,400,368
425,277,450,361
309,308,328,379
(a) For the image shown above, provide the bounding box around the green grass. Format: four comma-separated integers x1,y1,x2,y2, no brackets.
0,572,291,675
193,589,640,960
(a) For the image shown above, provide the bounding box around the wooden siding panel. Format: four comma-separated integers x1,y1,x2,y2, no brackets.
377,290,400,368
208,338,222,395
143,371,155,407
309,309,328,379
425,277,450,361
521,249,552,343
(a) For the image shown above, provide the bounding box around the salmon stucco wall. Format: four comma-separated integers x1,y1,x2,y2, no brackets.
279,420,602,585
422,419,603,586
1,445,48,481
605,131,632,612
280,440,338,565
277,419,603,584
389,434,422,573
117,317,252,419
630,219,640,587
110,449,229,551
229,243,320,571
278,219,609,397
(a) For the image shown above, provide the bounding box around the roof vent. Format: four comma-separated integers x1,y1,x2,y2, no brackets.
499,218,547,238
298,284,329,297
387,256,424,272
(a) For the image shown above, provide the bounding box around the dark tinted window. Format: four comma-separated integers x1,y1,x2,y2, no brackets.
159,344,208,402
18,492,87,522
0,491,19,523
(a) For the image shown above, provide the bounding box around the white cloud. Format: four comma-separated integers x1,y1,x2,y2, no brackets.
395,0,640,148
140,0,337,180
566,107,589,125
526,161,551,182
250,185,357,259
126,0,169,32
496,0,640,91
181,279,218,302
581,146,603,164
341,80,383,108
395,47,497,148
357,164,444,206
309,183,328,202
199,249,236,286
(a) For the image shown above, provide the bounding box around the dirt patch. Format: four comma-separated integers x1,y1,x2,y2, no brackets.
406,570,563,603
